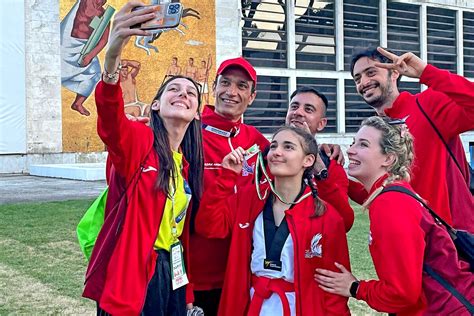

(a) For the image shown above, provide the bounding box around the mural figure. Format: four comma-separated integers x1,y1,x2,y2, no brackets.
166,56,182,76
60,0,114,116
184,57,198,80
196,54,212,104
120,59,149,117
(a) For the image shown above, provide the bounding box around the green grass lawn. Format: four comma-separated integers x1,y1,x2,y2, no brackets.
0,200,382,315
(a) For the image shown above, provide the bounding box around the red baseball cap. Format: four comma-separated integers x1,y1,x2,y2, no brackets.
216,57,257,85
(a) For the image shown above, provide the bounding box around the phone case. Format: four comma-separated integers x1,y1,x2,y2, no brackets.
131,3,182,30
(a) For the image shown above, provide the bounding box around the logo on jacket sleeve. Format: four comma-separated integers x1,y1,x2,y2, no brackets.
142,165,158,173
239,222,250,229
305,233,323,258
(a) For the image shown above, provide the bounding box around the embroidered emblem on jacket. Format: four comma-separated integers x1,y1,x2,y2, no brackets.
305,233,323,258
368,231,373,246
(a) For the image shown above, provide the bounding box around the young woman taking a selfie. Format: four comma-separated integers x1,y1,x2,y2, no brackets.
82,3,203,315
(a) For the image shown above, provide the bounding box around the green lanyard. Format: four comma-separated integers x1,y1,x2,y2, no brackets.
169,182,179,241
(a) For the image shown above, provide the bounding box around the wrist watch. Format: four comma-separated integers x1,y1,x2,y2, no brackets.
350,281,360,298
315,168,328,180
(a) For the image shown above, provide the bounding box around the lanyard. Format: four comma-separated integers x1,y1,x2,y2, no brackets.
169,169,191,241
202,123,240,138
169,182,179,241
201,123,241,156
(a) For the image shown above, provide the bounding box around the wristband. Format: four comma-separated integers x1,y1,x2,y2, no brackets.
103,62,122,83
350,281,359,298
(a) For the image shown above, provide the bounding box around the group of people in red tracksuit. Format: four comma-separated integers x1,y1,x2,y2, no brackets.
82,2,473,315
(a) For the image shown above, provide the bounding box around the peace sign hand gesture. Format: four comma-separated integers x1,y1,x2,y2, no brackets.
374,47,427,79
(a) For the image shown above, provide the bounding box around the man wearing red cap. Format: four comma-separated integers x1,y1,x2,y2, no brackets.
190,57,270,315
124,56,345,314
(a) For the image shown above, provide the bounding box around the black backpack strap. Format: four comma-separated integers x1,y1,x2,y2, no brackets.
380,186,474,313
318,148,331,169
415,98,465,177
423,264,474,314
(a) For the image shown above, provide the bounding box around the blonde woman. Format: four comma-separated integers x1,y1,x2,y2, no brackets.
315,116,473,315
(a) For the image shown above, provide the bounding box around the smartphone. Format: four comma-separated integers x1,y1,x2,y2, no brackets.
131,3,182,30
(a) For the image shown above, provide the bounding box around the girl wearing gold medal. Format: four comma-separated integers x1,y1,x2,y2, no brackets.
195,126,351,316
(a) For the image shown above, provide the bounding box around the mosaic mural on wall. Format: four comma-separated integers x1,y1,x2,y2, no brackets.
60,0,216,152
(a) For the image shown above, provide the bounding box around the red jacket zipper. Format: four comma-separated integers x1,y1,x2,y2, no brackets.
287,213,303,316
140,202,166,311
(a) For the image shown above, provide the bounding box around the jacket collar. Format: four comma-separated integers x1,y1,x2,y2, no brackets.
384,91,412,117
202,105,242,135
368,173,390,195
259,183,314,216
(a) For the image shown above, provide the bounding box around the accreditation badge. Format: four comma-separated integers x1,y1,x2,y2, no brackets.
170,241,189,290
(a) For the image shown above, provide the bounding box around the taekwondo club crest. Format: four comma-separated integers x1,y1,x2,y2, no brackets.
305,233,323,258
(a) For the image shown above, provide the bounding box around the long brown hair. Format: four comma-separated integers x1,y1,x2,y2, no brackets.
149,75,204,207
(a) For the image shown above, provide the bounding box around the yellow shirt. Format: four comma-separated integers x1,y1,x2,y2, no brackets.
154,151,192,250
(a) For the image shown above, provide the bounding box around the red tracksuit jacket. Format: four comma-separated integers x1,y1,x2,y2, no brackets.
189,105,270,291
83,81,193,315
195,168,351,316
317,159,354,232
356,176,473,315
388,65,474,230
348,65,474,231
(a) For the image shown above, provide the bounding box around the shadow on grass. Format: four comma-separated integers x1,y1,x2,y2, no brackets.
0,199,382,314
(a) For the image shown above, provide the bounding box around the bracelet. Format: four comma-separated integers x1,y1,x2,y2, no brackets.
103,62,122,82
350,281,360,298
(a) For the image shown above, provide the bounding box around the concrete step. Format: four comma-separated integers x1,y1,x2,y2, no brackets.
29,163,106,181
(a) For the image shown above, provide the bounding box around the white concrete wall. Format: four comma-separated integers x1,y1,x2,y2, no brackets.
25,0,62,154
1,0,473,174
0,152,108,174
1,0,106,173
215,0,241,68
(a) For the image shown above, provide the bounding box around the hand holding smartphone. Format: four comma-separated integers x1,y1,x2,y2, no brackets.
131,3,183,31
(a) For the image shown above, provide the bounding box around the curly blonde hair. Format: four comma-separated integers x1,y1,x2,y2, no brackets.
361,116,415,207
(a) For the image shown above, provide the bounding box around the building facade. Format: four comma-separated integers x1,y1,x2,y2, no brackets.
0,0,473,173
231,0,474,153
